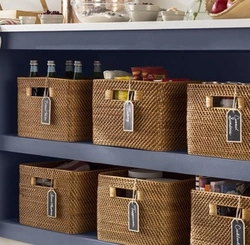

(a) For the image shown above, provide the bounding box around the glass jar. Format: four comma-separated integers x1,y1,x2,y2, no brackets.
186,0,211,20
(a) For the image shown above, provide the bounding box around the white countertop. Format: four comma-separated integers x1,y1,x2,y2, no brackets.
0,19,250,32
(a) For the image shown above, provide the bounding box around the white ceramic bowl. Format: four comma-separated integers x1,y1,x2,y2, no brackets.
39,14,64,24
161,10,185,21
70,1,129,23
19,16,37,24
126,4,160,21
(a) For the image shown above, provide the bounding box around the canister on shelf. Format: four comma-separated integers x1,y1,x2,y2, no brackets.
146,178,178,183
128,168,163,179
127,168,164,198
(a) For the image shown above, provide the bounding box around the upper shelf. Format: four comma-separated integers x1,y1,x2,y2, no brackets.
1,134,250,181
1,20,250,51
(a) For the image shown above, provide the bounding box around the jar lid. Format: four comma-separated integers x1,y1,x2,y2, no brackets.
128,169,163,179
146,178,179,183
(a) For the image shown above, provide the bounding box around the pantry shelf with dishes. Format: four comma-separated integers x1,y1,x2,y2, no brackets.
1,0,250,244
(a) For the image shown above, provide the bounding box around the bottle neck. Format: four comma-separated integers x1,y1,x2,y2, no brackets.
93,63,102,79
30,65,39,77
73,65,83,80
94,65,101,73
65,64,74,79
66,65,73,72
47,65,56,77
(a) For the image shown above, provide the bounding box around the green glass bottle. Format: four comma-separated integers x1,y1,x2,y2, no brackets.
47,60,56,78
93,60,103,79
29,60,39,96
65,60,74,79
73,61,83,80
29,60,39,77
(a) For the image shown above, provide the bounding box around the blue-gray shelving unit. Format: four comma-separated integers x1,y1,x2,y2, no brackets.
0,22,250,245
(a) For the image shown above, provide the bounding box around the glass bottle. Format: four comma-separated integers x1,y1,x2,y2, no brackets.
93,60,103,79
29,60,39,77
29,60,39,96
73,61,83,80
47,60,56,77
65,60,74,79
186,0,211,20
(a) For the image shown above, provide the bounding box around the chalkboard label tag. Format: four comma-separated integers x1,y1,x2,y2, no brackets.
128,201,139,232
41,96,51,125
47,189,57,218
123,101,134,132
231,218,245,245
226,109,242,143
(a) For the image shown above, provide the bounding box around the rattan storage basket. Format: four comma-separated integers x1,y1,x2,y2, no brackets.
93,79,189,151
97,169,194,245
19,161,112,234
191,190,250,244
18,77,93,142
187,82,250,160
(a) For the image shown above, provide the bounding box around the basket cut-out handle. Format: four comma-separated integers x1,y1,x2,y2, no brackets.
105,89,143,101
209,203,250,219
206,96,244,109
31,176,55,188
26,87,55,97
110,187,143,201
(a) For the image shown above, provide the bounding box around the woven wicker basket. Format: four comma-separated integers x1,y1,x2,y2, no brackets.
18,77,93,142
19,161,112,234
93,79,189,151
97,169,194,245
191,190,250,244
187,83,250,160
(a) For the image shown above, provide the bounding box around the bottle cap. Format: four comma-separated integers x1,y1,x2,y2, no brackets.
94,60,101,65
65,60,73,65
74,61,82,66
146,178,178,183
47,60,55,65
128,169,163,179
30,60,38,65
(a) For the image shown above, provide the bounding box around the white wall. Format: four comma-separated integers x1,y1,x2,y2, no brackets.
0,0,61,11
154,0,193,11
0,0,193,12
